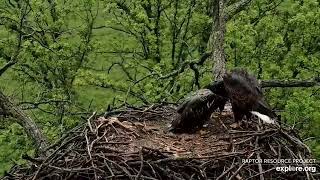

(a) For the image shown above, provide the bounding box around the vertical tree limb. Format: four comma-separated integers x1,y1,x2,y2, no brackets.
208,0,253,80
208,0,227,80
0,90,48,155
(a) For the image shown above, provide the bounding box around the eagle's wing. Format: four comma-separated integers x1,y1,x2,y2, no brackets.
223,69,278,124
223,70,261,104
176,99,188,113
226,69,262,96
187,89,216,110
176,89,215,113
169,89,217,133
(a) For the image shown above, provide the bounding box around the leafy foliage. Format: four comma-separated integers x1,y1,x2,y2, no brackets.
0,0,319,175
0,123,34,175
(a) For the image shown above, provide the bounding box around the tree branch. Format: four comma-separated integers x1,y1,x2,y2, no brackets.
158,52,212,80
0,90,48,156
260,78,320,88
250,1,283,26
225,0,252,21
207,77,320,89
189,52,212,88
18,99,70,110
0,61,17,76
0,0,31,76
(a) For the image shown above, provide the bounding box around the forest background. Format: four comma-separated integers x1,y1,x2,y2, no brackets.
0,0,319,175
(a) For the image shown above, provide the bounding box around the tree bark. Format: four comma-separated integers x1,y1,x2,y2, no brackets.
208,0,226,81
260,78,320,88
208,0,253,80
0,90,48,155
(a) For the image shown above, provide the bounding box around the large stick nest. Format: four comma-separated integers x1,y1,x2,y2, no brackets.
3,104,319,180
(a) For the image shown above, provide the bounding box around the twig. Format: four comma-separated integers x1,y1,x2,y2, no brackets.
298,152,311,180
87,112,96,133
256,124,264,180
216,164,236,180
135,148,144,180
228,152,254,180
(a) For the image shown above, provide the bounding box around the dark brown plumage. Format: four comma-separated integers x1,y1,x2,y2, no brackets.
169,89,224,133
223,69,276,124
205,80,229,112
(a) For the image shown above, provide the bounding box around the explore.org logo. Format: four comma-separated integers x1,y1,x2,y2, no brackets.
276,165,316,173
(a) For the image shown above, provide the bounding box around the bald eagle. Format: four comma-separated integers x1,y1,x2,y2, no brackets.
169,89,224,133
223,69,277,125
204,80,229,112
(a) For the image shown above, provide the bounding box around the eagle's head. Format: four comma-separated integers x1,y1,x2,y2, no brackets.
205,80,228,98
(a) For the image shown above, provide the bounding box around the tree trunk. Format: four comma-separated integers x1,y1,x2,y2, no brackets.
0,90,48,155
208,0,227,81
207,0,253,80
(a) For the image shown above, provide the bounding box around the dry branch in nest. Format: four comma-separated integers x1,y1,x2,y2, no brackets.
3,104,319,180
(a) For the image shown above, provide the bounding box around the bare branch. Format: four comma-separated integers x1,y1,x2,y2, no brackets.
157,52,212,80
18,99,70,110
207,77,320,89
260,78,320,88
0,61,17,76
94,82,149,104
0,0,31,76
